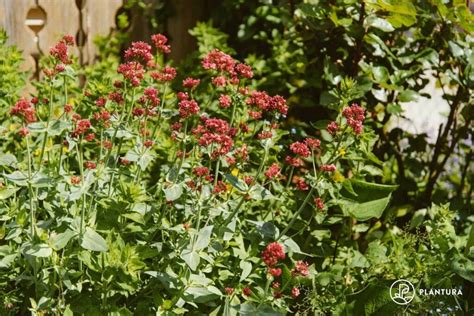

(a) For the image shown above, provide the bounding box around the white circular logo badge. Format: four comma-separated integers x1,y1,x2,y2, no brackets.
390,279,415,305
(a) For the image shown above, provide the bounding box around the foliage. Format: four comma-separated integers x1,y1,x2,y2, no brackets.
0,30,26,119
195,0,473,220
0,33,400,315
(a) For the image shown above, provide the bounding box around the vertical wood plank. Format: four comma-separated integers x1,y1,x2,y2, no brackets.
0,0,38,72
167,0,204,62
82,0,123,64
37,0,80,58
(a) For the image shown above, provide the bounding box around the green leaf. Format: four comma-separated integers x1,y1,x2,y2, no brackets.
451,253,474,282
339,180,398,221
0,187,18,199
27,122,47,133
163,183,183,201
365,16,394,32
23,243,52,257
195,225,213,251
80,228,108,252
372,66,389,83
239,261,252,282
340,195,392,221
184,286,221,303
0,153,17,167
181,249,200,271
225,174,247,192
50,229,76,250
48,120,71,136
398,89,419,102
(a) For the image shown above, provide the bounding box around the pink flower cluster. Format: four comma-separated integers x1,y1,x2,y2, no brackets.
10,98,36,123
290,142,310,158
151,34,171,54
320,164,336,172
71,119,91,138
202,49,253,87
327,121,339,135
178,99,200,119
247,91,288,117
342,103,365,134
50,35,74,65
124,41,153,64
261,242,286,267
265,163,281,179
193,117,233,158
292,260,309,277
151,66,177,82
117,61,145,86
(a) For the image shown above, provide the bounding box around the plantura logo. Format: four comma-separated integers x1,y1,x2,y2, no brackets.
390,279,463,305
390,279,415,305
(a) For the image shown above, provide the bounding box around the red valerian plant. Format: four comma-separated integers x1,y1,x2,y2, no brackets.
0,33,394,315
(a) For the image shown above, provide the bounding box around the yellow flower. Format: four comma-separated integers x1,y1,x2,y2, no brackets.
339,148,346,157
332,171,345,182
54,106,62,118
62,146,69,153
231,168,239,177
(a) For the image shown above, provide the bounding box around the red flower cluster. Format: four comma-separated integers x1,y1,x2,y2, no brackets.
202,49,235,73
291,287,300,298
285,156,303,167
193,118,233,158
213,180,227,194
193,166,209,177
219,94,232,108
314,197,324,210
72,119,91,138
117,61,145,86
292,261,309,277
235,63,253,78
304,138,320,150
320,164,336,172
84,161,96,170
124,41,153,64
261,242,286,267
151,66,177,82
265,163,281,179
50,35,74,64
290,142,310,157
268,267,282,277
327,121,339,135
246,91,288,116
182,77,200,89
202,49,254,83
342,103,365,134
151,34,171,54
178,99,200,119
10,98,36,123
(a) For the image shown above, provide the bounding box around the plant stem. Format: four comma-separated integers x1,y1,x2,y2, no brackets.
277,187,315,240
26,135,35,238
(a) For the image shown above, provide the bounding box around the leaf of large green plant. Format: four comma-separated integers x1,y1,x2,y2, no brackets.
81,228,108,252
339,180,398,221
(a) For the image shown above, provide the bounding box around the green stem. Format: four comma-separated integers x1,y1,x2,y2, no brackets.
222,148,268,227
285,166,295,189
213,159,220,187
37,82,55,169
277,187,315,240
152,83,168,139
26,135,35,238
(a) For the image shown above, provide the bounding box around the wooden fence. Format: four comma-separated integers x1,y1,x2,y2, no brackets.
0,0,202,76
